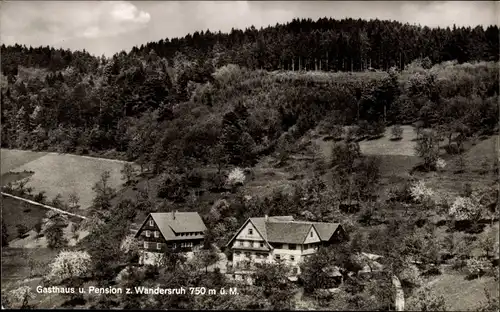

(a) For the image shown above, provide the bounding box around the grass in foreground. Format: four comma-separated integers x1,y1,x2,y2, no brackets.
1,195,47,242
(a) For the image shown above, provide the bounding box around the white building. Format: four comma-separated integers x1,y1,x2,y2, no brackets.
225,215,347,275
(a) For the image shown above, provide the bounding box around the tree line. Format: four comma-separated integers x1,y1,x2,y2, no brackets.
2,17,498,78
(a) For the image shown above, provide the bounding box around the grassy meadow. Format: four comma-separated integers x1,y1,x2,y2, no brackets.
1,149,137,209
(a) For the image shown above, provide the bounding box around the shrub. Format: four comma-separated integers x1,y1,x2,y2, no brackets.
409,180,435,204
226,167,246,188
207,171,226,192
51,193,64,208
466,257,493,279
157,172,189,202
33,222,42,237
415,130,440,171
7,286,35,309
406,286,446,312
391,124,403,140
449,196,482,221
34,191,47,204
186,168,203,188
346,126,359,142
370,120,386,138
48,250,92,283
46,224,68,249
330,124,345,140
436,158,446,171
16,224,28,238
121,163,135,185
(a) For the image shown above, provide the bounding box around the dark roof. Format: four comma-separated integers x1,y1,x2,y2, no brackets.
310,222,341,241
248,216,295,241
148,212,207,241
266,222,313,244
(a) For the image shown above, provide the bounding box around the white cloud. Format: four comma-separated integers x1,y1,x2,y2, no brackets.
0,1,496,57
0,1,151,46
399,1,498,27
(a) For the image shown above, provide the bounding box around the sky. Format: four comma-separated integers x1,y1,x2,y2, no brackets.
1,1,498,57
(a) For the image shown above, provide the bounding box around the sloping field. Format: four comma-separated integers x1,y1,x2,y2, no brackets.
1,149,47,174
358,125,417,156
312,125,417,161
1,195,47,242
418,136,498,198
1,149,136,209
421,273,499,311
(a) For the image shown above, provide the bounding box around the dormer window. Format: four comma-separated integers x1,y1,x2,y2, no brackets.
149,220,154,226
248,228,253,235
145,230,150,237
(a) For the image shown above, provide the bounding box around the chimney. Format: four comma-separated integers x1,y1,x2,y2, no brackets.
265,215,268,222
172,210,177,220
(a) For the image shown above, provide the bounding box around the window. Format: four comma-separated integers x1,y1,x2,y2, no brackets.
275,254,281,260
149,220,154,226
156,243,161,250
289,244,297,250
145,230,150,237
245,252,250,258
144,241,148,249
260,242,264,248
172,243,176,249
290,256,295,261
293,267,298,274
235,251,240,255
154,231,159,238
248,228,253,235
310,231,313,237
304,244,308,250
275,243,283,249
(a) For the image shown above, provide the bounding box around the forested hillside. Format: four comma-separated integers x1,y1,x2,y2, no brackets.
2,17,499,310
1,16,498,204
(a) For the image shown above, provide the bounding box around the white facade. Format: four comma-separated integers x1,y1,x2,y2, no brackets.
231,221,323,275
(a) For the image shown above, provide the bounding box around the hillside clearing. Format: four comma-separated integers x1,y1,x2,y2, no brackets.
419,273,499,311
358,125,418,156
1,149,138,209
0,149,47,174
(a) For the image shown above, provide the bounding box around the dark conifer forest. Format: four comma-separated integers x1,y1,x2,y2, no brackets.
1,17,498,170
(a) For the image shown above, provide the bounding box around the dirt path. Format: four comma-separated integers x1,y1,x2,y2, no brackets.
1,192,87,219
392,275,405,311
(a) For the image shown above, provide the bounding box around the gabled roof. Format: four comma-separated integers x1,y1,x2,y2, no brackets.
310,222,341,241
136,212,207,241
248,216,295,241
226,215,343,247
266,222,313,244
